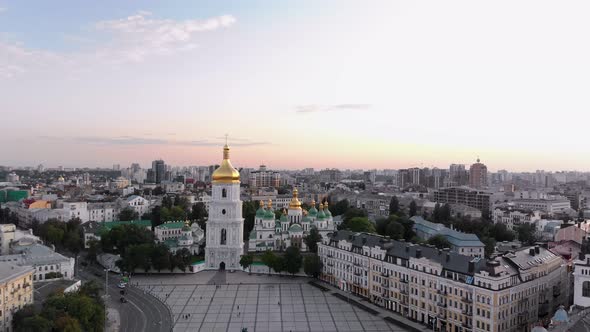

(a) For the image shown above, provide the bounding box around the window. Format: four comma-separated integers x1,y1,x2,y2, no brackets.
221,229,227,245
583,281,590,297
222,188,227,198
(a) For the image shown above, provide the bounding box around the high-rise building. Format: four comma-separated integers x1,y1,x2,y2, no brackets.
469,158,488,189
151,159,166,184
249,165,280,188
449,164,469,186
205,144,244,270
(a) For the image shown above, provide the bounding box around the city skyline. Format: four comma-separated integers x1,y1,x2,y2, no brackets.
2,0,590,171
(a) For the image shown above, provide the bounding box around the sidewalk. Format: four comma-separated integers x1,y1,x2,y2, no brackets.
105,307,120,332
312,280,430,332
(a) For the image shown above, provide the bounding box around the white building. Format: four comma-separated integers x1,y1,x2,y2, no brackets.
58,201,90,223
0,243,75,281
154,221,204,255
574,249,590,308
164,182,185,193
512,198,571,216
88,202,116,222
492,207,542,230
121,195,150,217
205,144,244,271
319,231,570,332
0,224,41,255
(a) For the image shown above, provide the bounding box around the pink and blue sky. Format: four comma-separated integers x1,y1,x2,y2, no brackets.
1,1,589,171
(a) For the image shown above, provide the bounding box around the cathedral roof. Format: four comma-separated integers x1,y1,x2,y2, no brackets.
256,200,266,217
288,188,302,210
289,224,303,232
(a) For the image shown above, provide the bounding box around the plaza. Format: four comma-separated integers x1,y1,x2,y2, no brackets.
133,271,416,332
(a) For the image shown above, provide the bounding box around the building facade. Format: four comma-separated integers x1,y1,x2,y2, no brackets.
155,221,205,255
469,159,488,189
0,262,34,332
433,187,492,216
411,216,485,258
319,231,570,332
249,165,280,188
205,145,244,270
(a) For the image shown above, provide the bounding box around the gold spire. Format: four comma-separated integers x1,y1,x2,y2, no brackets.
311,199,316,207
267,199,273,210
289,188,302,210
319,202,324,210
324,201,329,209
212,144,240,184
259,200,264,208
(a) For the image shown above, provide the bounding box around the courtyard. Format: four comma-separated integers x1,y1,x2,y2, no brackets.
133,271,413,332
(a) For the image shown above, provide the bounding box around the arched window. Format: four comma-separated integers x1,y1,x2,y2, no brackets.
222,188,227,198
583,281,590,297
221,229,227,245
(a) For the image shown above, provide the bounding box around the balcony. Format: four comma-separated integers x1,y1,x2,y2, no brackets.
353,261,362,267
461,321,473,329
326,262,334,267
354,271,362,276
327,253,333,258
400,289,408,295
437,302,447,308
437,313,447,320
462,310,473,316
381,271,389,277
381,282,389,288
399,279,409,284
437,289,447,296
461,296,473,304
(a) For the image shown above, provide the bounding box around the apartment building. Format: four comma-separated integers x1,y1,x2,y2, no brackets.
433,187,492,216
512,198,571,216
0,262,34,332
0,244,75,282
319,231,569,332
87,202,116,222
492,207,542,230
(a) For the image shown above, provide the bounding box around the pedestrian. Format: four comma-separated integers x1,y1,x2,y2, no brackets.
237,305,239,310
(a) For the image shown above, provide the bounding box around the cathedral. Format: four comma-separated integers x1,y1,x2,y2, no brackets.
205,144,244,270
248,189,337,252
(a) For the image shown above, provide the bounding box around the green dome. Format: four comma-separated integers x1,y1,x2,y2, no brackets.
302,216,311,223
317,209,326,220
288,224,303,232
308,207,318,216
324,208,332,217
264,209,275,219
280,214,288,222
256,207,266,218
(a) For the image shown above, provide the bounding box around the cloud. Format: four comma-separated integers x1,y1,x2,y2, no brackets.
0,7,6,13
94,11,236,62
38,135,268,147
295,104,372,113
0,11,236,78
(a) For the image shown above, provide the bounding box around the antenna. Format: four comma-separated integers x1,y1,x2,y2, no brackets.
224,134,229,146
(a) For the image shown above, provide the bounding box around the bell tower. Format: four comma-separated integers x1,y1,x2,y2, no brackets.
205,144,244,270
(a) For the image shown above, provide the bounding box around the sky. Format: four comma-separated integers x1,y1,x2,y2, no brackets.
1,1,590,172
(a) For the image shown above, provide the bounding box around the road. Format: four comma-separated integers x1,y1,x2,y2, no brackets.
77,265,173,332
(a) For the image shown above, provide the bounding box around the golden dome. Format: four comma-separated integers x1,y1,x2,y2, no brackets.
267,199,273,210
289,188,302,210
319,202,324,210
324,201,329,208
211,145,240,184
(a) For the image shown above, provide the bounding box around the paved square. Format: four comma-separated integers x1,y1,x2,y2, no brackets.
135,272,409,332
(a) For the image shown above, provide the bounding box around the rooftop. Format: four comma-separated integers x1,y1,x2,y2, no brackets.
410,216,484,247
0,262,33,284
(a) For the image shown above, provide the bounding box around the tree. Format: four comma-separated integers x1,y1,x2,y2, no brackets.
153,186,165,195
339,217,376,233
303,227,322,253
440,204,452,223
239,254,254,274
151,205,162,231
489,223,515,242
86,240,100,263
54,314,81,332
330,199,350,216
343,207,368,223
12,304,36,330
482,237,496,258
17,315,52,332
151,244,171,272
515,223,538,246
190,202,208,229
118,207,138,221
242,201,257,241
175,197,191,213
303,254,322,278
271,255,286,275
427,235,452,249
409,200,417,217
385,221,405,240
284,246,303,275
261,250,276,275
79,281,103,302
64,231,82,255
389,196,399,215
